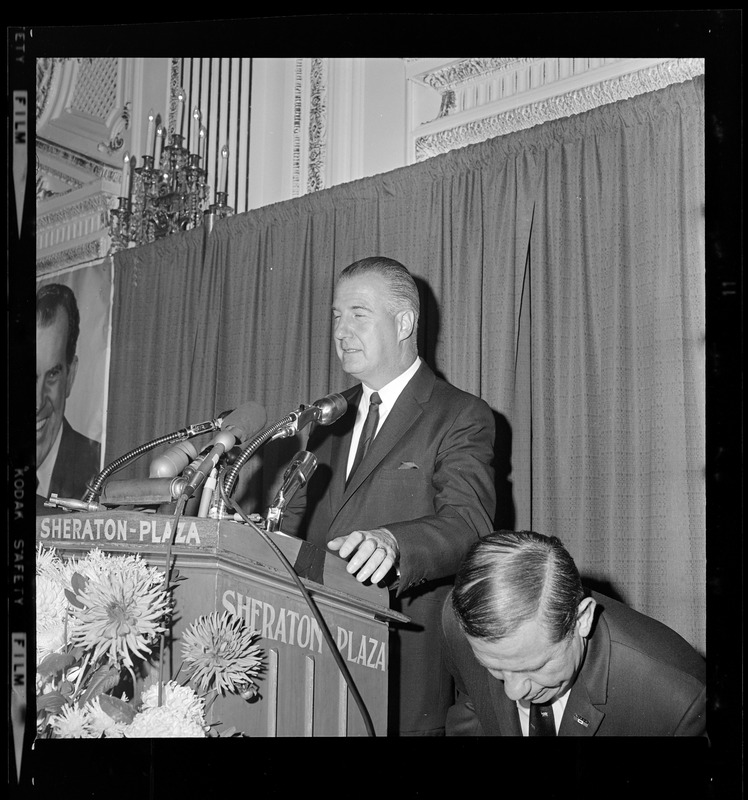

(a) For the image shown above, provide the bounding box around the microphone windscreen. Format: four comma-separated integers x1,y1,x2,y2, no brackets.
149,439,199,478
220,400,267,442
314,393,348,425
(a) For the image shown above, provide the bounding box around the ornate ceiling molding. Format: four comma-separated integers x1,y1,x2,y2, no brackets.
307,58,328,194
37,191,112,232
292,58,329,197
414,57,705,161
36,138,120,200
36,240,109,276
420,57,532,91
36,183,114,274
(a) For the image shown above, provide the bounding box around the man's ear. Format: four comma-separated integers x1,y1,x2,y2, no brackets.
576,596,597,638
397,309,415,342
65,355,78,398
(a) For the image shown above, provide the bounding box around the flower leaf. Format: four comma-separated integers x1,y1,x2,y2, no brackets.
36,691,69,714
37,651,77,679
59,680,75,698
62,571,90,607
98,693,137,725
79,664,121,706
71,571,88,593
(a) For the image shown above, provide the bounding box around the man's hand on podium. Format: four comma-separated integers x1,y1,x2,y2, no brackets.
328,527,399,585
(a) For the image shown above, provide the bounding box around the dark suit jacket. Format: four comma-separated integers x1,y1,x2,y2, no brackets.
441,589,707,736
283,361,496,734
36,417,101,514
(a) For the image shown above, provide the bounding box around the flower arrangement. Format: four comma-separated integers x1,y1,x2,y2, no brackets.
35,545,263,738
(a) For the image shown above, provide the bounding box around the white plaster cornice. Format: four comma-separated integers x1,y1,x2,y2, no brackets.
36,183,116,272
414,57,705,161
419,57,533,91
36,240,109,276
37,138,121,185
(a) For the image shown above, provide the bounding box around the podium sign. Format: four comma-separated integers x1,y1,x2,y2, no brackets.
36,511,408,736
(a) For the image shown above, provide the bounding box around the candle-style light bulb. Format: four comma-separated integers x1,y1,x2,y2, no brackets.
120,151,130,198
191,107,201,154
198,125,207,161
219,144,229,195
146,109,155,158
176,88,186,137
154,126,164,170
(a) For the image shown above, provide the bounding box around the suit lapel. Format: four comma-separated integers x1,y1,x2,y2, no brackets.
328,385,361,511
49,418,73,497
341,391,423,497
559,604,610,736
338,363,434,502
489,678,523,736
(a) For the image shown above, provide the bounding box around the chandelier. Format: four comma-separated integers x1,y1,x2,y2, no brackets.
109,87,233,252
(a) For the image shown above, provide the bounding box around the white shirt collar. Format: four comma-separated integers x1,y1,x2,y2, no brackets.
361,356,421,413
346,357,422,477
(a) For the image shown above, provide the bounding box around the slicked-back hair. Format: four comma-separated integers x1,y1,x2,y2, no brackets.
339,256,420,329
36,283,80,366
451,530,585,645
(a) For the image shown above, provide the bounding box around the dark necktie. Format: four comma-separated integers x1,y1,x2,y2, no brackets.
346,392,381,486
529,702,556,736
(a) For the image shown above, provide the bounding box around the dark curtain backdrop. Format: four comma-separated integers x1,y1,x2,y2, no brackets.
107,76,705,652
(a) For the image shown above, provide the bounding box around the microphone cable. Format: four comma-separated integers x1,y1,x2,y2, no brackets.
217,477,376,737
156,491,189,708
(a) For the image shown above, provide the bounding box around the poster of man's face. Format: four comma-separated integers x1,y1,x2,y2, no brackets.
35,262,111,506
36,285,79,466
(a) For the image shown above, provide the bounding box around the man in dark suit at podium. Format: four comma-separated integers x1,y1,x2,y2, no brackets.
283,256,496,736
36,283,101,513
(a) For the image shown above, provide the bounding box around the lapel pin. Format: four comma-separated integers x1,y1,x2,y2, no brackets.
573,714,590,728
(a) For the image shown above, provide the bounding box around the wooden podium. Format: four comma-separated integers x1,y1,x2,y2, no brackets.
36,511,409,737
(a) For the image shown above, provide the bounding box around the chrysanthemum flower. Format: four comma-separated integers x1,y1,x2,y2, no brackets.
50,703,94,739
141,681,206,727
36,544,63,579
36,573,70,663
69,563,170,667
181,611,263,696
86,696,127,738
36,546,74,663
71,549,164,588
124,705,206,738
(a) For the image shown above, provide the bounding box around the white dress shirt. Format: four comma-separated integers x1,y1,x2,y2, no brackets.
516,692,570,736
345,357,422,479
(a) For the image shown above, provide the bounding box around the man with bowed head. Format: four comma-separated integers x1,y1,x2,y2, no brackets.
282,256,496,736
441,530,706,736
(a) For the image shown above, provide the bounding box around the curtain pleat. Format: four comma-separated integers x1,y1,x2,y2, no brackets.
107,76,705,651
528,80,705,649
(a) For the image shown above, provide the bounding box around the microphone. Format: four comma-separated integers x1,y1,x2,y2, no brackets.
99,477,185,506
82,409,233,503
271,393,348,439
180,401,267,501
266,451,318,532
149,439,199,478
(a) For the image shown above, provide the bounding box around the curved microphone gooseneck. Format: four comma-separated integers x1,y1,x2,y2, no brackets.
215,393,347,518
82,413,230,503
